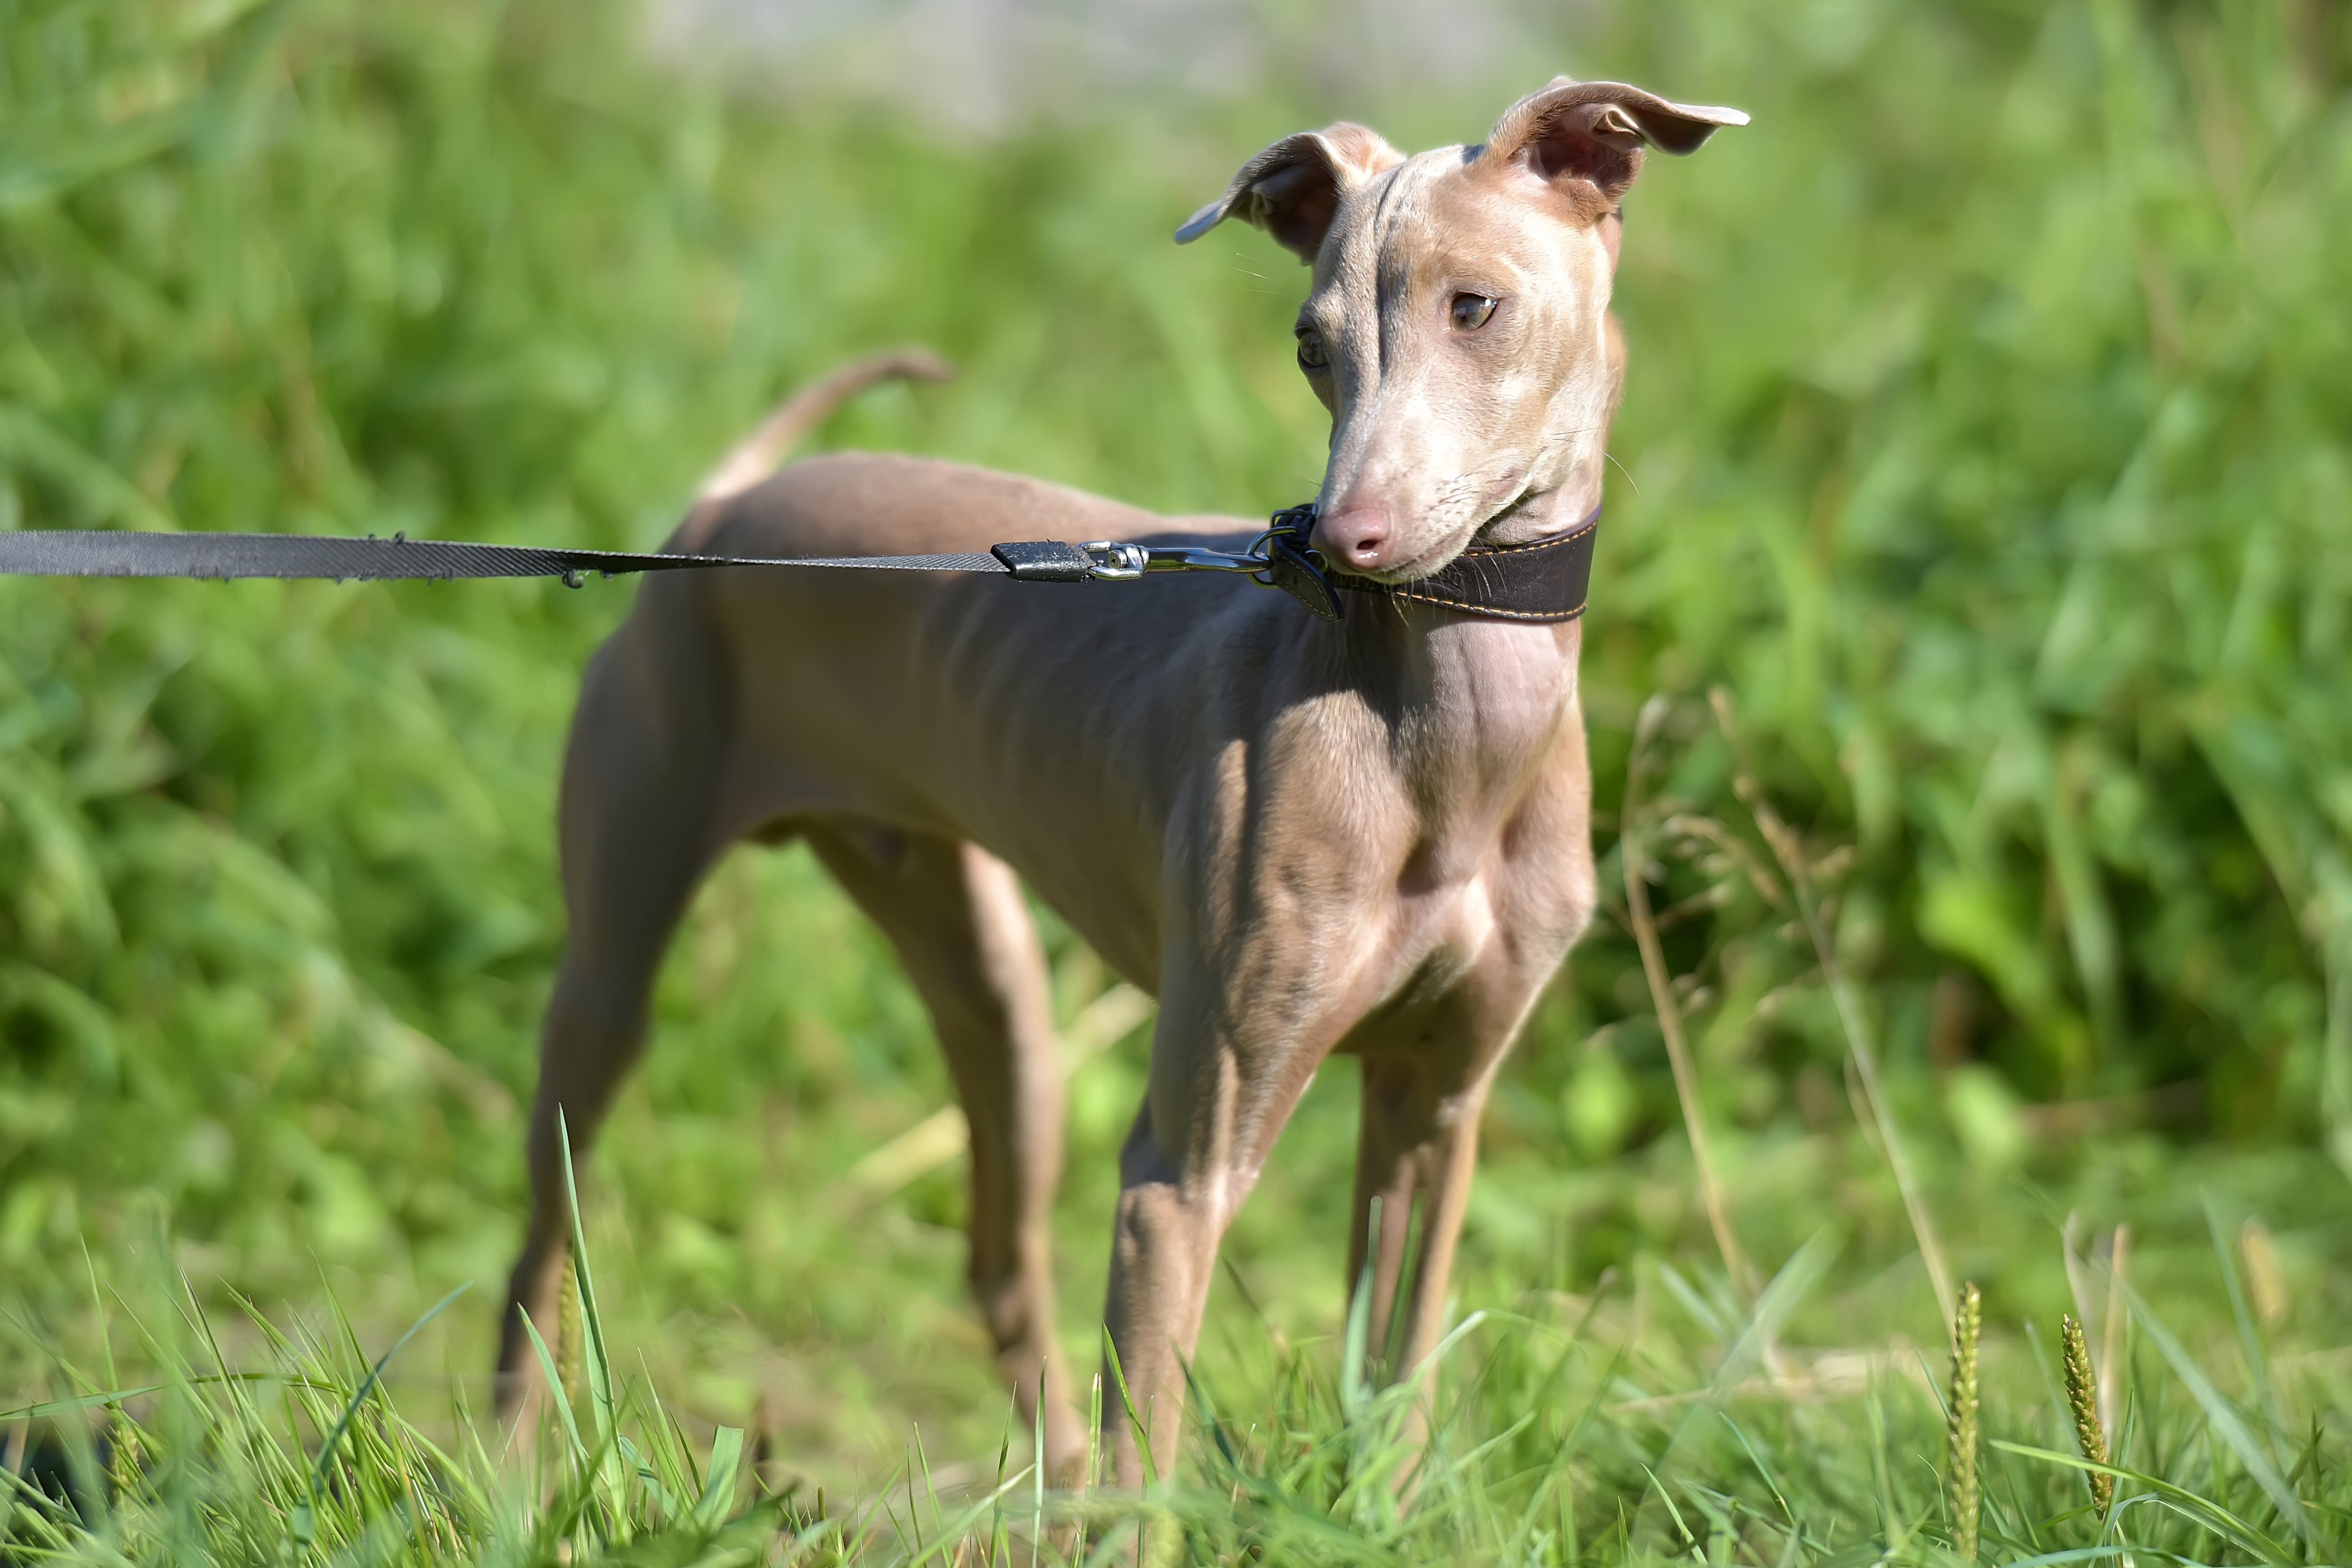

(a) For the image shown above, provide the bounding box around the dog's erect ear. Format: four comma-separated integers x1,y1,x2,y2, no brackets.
1480,78,1746,218
1175,124,1406,263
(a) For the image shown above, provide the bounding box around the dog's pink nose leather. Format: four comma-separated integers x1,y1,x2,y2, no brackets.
1313,504,1391,572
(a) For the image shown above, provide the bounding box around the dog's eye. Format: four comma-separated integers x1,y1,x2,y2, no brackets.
1450,293,1498,332
1295,331,1329,370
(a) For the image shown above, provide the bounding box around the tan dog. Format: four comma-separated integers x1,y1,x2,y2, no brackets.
497,76,1743,1484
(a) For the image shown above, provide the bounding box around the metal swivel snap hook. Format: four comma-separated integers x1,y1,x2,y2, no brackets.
1250,502,1343,622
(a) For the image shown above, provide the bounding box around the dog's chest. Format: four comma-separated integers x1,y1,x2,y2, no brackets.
1338,850,1587,1058
1394,817,1590,981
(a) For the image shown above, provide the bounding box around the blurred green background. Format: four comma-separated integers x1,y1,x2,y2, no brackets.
3,0,2349,1498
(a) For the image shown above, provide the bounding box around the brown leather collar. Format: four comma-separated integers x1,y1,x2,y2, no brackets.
1260,502,1601,624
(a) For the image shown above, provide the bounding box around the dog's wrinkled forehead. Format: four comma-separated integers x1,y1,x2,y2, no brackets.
1317,149,1453,263
1311,147,1547,300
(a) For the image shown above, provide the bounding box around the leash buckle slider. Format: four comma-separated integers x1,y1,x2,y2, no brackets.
991,539,1098,582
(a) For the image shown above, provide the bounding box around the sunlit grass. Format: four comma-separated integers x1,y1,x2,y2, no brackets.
8,1198,2347,1564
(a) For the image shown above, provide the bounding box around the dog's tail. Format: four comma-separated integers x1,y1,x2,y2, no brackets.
694,346,954,504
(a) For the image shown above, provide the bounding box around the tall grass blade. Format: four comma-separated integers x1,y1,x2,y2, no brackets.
2203,1194,2287,1473
1625,692,1756,1302
1098,1327,1156,1488
1343,1222,1377,1421
2114,1280,2313,1549
690,1426,744,1531
1031,1373,1047,1568
1711,688,1955,1324
1989,1441,2295,1566
296,1282,469,1546
517,1312,590,1471
554,1108,629,1541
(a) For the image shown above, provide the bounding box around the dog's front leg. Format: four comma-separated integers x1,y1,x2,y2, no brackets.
1098,966,1327,1487
1348,1040,1508,1386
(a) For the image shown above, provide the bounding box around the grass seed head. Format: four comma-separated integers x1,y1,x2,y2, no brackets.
1947,1281,1982,1563
2061,1312,2113,1519
2239,1219,2287,1330
559,1248,586,1406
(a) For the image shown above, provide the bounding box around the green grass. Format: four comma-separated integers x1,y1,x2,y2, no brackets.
8,1190,2350,1563
3,0,2351,1560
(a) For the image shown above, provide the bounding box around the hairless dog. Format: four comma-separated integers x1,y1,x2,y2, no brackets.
497,76,1744,1484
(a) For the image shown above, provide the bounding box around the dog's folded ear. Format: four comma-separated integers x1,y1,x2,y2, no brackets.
1175,124,1405,262
1481,79,1747,219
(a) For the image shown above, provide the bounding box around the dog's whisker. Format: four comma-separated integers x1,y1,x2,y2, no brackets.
1605,449,1641,496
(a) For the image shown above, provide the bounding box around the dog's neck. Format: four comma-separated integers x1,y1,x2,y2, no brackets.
1324,439,1599,850
1335,610,1583,868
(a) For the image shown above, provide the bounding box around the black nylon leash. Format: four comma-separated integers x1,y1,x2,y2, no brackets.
0,529,1017,585
0,502,1598,624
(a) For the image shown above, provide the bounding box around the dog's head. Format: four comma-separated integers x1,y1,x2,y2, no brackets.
1179,79,1744,581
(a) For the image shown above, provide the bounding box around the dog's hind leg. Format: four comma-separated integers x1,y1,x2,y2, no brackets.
497,608,732,1422
805,823,1085,1480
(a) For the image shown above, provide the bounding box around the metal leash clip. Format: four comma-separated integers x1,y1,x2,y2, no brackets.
1075,501,1342,621
1249,502,1343,621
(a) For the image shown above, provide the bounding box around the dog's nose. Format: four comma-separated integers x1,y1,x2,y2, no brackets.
1312,504,1392,573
